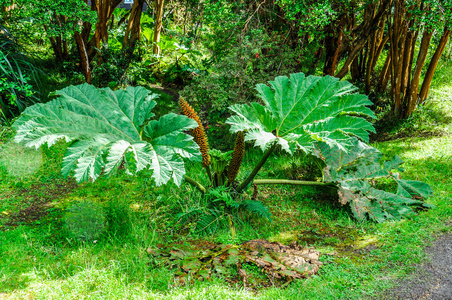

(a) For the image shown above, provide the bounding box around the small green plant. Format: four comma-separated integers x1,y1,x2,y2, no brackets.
0,25,41,120
105,197,132,238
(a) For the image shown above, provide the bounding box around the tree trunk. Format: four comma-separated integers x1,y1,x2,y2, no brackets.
419,27,451,102
323,15,345,76
404,29,434,116
388,0,407,115
365,19,386,93
350,56,360,82
153,0,165,55
74,0,122,82
377,53,391,93
44,23,64,62
123,0,145,50
48,35,64,62
75,32,91,84
335,0,391,79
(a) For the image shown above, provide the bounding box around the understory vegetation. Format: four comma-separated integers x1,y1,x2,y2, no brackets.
1,0,452,299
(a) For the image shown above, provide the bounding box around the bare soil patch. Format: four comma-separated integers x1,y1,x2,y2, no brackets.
0,179,77,228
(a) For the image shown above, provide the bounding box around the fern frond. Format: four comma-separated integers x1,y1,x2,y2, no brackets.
227,131,245,184
175,207,204,225
195,211,222,234
179,97,211,167
240,200,272,220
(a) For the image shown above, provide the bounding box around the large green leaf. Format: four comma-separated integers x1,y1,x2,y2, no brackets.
226,73,376,154
313,138,434,222
13,84,201,186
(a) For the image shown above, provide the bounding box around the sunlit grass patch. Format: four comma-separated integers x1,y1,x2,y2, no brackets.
0,139,42,178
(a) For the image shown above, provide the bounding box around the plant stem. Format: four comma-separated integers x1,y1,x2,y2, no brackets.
184,175,207,193
236,142,278,194
253,179,337,188
205,164,213,183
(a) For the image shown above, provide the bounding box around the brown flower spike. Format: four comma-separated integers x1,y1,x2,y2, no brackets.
179,98,211,167
227,131,245,184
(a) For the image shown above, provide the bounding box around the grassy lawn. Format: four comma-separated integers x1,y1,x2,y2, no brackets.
1,62,451,299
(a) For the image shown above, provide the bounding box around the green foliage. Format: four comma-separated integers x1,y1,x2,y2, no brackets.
18,0,96,40
313,138,434,222
209,149,232,187
407,0,452,31
183,72,380,223
64,200,106,241
91,46,139,88
105,197,132,238
12,84,201,186
0,26,40,119
227,72,376,154
276,0,335,37
181,32,303,150
176,185,270,235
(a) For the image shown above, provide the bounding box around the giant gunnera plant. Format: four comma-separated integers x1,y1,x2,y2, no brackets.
180,73,433,223
12,73,433,225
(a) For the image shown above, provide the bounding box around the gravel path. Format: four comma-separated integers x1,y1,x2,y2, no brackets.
377,233,452,300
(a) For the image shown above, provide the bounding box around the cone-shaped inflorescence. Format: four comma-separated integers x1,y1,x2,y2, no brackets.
227,131,245,184
179,97,211,167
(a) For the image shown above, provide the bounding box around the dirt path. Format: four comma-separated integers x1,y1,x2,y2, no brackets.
376,233,452,300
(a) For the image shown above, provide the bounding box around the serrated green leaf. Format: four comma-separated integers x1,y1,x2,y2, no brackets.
226,73,375,154
314,137,434,222
13,84,201,185
396,179,434,198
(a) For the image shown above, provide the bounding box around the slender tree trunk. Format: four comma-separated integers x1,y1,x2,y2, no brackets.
399,27,412,105
153,0,165,55
335,0,391,79
75,32,91,83
74,0,122,83
377,53,391,93
401,28,418,115
388,0,408,115
123,0,145,50
44,23,64,62
350,56,360,82
419,27,451,102
48,35,64,62
372,33,389,71
365,19,387,93
365,32,376,93
323,15,345,76
405,29,434,116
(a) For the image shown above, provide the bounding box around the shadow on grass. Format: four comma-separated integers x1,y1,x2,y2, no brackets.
371,106,452,143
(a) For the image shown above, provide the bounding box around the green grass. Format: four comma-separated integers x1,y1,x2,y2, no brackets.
1,61,452,299
0,139,42,178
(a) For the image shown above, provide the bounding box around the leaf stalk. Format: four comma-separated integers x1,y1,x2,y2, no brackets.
253,179,337,188
236,142,278,194
184,175,207,193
